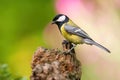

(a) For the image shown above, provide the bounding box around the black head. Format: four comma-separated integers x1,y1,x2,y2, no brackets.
52,14,69,28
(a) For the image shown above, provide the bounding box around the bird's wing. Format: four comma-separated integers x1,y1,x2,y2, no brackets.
64,24,92,40
64,24,111,53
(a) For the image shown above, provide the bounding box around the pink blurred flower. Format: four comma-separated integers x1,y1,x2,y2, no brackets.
55,0,82,17
55,0,97,21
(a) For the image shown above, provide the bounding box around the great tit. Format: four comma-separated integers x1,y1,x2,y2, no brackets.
52,14,110,53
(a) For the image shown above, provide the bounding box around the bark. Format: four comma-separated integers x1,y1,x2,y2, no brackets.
30,40,82,80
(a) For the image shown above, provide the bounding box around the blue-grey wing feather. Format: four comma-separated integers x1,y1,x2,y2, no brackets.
64,24,92,40
64,24,111,53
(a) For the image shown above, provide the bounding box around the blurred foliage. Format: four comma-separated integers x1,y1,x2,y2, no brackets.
0,64,27,80
0,0,55,78
0,0,54,62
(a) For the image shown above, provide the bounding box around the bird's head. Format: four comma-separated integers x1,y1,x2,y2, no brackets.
52,14,69,27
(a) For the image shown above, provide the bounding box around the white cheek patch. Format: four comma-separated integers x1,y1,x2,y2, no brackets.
56,15,66,22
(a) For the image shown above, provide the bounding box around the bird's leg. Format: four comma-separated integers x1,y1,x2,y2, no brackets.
62,40,76,54
67,43,76,53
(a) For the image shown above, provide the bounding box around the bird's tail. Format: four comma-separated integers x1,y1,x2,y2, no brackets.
84,39,111,53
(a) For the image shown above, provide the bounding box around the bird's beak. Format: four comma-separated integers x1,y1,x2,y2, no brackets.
51,21,56,24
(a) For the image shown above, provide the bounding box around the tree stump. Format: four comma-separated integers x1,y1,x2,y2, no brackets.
30,40,82,80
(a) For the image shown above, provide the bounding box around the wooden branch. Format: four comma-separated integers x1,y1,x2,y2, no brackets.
30,40,82,80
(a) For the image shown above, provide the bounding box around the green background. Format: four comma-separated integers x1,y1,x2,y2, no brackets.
0,0,55,79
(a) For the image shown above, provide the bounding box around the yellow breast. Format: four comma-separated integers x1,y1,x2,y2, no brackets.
60,24,83,44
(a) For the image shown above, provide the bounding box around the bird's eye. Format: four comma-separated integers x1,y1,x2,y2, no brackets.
56,15,66,22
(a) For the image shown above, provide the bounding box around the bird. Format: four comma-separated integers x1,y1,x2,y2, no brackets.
51,14,110,53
